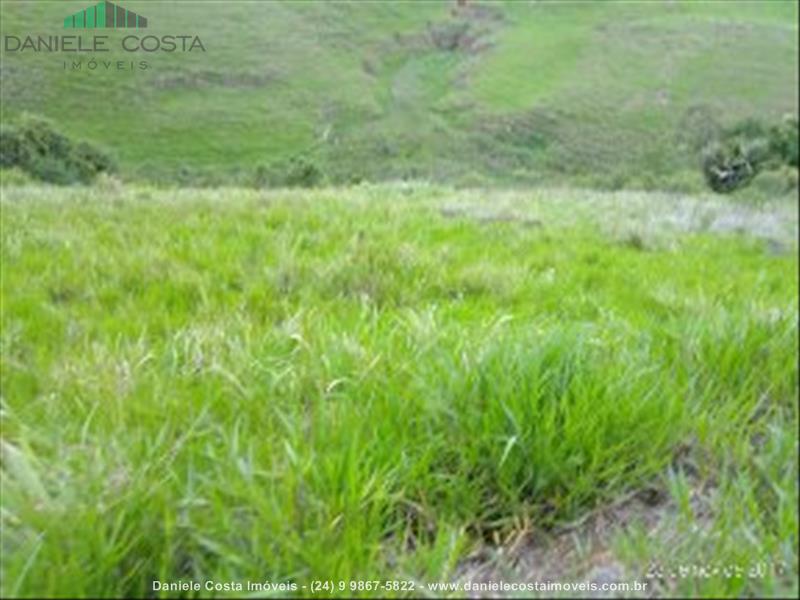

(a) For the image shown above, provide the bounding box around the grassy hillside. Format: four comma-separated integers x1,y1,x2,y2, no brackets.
1,180,798,597
1,0,797,187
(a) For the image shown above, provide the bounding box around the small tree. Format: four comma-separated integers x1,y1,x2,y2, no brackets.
701,141,758,193
699,115,797,193
0,115,115,184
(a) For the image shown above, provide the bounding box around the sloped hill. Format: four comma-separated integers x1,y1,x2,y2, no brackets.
1,0,797,186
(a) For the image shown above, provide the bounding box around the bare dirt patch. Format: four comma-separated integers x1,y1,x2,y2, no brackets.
451,477,715,598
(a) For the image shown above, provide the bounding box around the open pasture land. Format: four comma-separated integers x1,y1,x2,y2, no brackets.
1,0,797,187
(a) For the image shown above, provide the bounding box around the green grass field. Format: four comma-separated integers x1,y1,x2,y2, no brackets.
1,0,797,187
1,179,797,597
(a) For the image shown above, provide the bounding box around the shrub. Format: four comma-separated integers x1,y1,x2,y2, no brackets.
699,115,798,193
0,115,115,184
768,114,799,168
701,140,758,193
252,155,325,188
252,164,272,188
284,156,324,187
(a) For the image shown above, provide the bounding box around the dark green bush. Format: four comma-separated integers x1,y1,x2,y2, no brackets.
699,114,798,193
0,115,115,184
768,115,798,168
701,139,760,193
253,155,325,188
284,156,324,187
